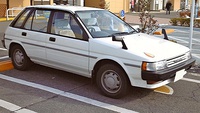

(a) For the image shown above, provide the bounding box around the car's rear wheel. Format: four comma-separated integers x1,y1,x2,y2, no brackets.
96,63,130,98
11,45,32,70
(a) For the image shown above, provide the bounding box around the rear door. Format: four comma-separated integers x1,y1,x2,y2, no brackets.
46,11,90,77
6,8,50,64
22,8,51,64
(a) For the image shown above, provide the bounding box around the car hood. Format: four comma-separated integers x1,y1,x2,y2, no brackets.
93,33,190,61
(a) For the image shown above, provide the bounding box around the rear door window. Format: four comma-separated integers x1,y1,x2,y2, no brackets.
24,9,51,32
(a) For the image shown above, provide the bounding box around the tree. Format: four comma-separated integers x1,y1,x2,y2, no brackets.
138,0,159,34
99,0,110,10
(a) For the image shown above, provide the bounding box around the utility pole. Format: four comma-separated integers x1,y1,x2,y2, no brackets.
185,0,188,8
189,0,195,50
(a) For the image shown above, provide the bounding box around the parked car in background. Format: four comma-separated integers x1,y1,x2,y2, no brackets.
2,5,195,98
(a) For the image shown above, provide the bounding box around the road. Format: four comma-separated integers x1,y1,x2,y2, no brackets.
0,60,200,113
0,21,200,113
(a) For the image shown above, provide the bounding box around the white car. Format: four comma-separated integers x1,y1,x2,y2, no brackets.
3,5,195,98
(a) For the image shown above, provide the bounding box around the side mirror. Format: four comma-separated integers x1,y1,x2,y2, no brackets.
112,35,123,41
112,35,127,50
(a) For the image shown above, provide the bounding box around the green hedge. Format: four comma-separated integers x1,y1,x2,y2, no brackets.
169,18,200,28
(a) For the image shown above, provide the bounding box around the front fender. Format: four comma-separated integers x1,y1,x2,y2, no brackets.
90,55,132,78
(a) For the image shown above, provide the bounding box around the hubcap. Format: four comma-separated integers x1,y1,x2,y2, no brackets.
101,70,121,93
14,50,24,66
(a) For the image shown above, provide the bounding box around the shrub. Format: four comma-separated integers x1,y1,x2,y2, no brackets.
169,18,178,26
177,18,185,26
184,18,190,26
194,19,200,28
169,18,200,27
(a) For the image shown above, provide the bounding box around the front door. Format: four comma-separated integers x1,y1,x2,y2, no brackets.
46,11,90,77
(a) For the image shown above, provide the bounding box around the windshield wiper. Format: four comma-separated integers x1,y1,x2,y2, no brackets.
108,32,129,37
128,30,137,34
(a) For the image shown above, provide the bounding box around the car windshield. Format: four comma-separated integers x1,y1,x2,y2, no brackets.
76,10,136,38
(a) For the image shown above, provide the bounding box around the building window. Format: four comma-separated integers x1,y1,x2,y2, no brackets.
54,0,78,6
32,0,51,5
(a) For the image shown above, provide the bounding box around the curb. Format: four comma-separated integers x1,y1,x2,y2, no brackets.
0,60,13,72
0,18,13,22
165,25,200,31
153,29,174,35
0,18,7,22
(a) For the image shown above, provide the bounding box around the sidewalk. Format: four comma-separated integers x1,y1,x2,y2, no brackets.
125,14,171,25
124,11,178,25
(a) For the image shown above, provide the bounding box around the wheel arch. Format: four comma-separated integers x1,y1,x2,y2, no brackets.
92,58,131,84
8,41,24,57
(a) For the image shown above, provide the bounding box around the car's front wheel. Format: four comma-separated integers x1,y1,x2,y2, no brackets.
10,45,32,70
96,63,130,98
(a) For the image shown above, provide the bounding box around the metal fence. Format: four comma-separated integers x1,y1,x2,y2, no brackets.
6,7,24,20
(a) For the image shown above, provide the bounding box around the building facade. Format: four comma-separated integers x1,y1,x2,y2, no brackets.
54,0,84,6
131,0,181,11
0,0,54,17
84,0,130,13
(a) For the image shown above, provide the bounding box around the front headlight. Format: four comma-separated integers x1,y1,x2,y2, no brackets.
142,60,168,71
185,51,191,60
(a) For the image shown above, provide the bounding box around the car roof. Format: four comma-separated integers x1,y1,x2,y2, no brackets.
26,5,103,13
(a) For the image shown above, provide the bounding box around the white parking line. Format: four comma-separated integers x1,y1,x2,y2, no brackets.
174,29,200,34
0,99,37,113
182,77,200,84
192,49,200,52
0,74,138,113
192,54,200,59
168,36,189,43
189,72,200,77
168,35,200,43
192,38,200,43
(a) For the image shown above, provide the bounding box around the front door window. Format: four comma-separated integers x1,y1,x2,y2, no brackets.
51,11,83,39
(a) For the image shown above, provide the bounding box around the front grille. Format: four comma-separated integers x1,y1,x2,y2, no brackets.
167,54,188,67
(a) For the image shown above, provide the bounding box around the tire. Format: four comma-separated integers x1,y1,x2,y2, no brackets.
10,45,32,70
96,64,130,98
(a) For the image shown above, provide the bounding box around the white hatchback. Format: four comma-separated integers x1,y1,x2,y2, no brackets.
3,5,195,98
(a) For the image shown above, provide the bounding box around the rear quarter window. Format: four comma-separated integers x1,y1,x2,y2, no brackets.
13,9,31,28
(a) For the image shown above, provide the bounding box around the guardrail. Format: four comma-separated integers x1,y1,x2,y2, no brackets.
6,7,24,20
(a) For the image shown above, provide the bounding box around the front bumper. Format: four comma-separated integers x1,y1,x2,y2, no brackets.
142,58,196,81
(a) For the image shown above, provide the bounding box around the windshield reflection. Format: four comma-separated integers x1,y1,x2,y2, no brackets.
76,10,136,38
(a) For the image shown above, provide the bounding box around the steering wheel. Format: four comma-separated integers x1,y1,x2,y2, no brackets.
88,27,96,32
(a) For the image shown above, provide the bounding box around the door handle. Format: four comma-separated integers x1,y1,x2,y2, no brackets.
22,32,27,36
49,37,56,42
